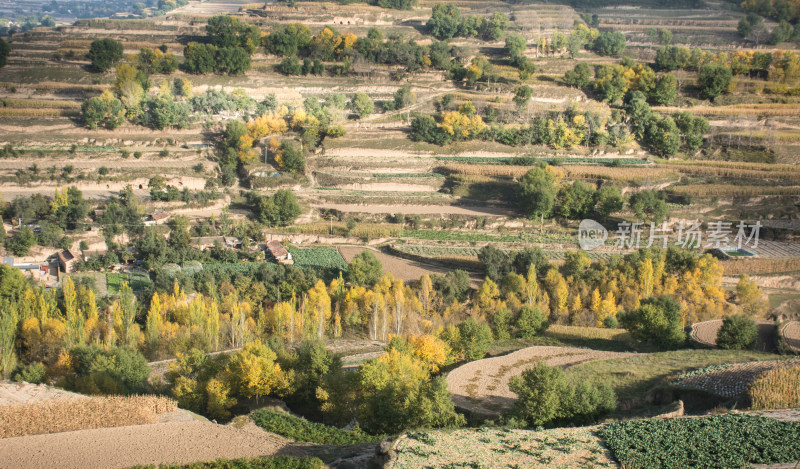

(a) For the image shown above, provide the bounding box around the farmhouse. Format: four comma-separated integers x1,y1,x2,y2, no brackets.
191,236,242,250
144,211,171,226
57,249,80,273
266,240,293,265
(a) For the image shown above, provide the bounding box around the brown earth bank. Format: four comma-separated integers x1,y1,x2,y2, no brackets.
0,420,302,469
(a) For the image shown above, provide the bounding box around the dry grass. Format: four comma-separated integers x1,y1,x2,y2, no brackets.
748,365,800,410
654,104,800,116
439,163,676,182
0,108,78,117
721,259,800,275
0,394,177,438
670,184,800,197
1,98,81,109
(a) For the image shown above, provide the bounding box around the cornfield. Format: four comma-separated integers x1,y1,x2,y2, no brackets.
748,365,800,410
721,259,800,275
0,81,109,92
440,163,675,182
0,108,77,117
0,98,80,109
663,164,800,182
0,394,177,438
670,184,800,197
653,104,800,116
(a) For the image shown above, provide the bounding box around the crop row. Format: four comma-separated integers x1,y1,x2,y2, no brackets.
440,163,675,182
400,229,576,244
669,184,800,197
434,156,649,165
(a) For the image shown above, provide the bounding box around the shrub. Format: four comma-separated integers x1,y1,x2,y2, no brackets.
515,306,549,338
508,362,616,427
251,409,381,444
620,295,685,350
88,38,123,72
66,345,151,394
716,314,758,350
13,362,46,384
443,318,493,361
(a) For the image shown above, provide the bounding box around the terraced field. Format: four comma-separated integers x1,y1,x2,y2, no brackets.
690,319,777,352
780,321,800,353
669,358,800,398
446,346,637,416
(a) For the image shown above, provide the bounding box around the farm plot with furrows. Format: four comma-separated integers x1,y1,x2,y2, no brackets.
446,346,637,416
394,244,614,261
691,319,777,351
669,358,800,398
780,321,800,353
392,426,616,469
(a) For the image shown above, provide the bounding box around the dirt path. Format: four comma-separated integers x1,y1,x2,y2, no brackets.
446,346,638,416
314,203,515,217
337,245,482,285
0,420,302,469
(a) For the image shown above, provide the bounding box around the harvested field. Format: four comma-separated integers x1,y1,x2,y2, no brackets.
780,321,800,353
0,420,301,469
0,381,85,405
691,319,777,352
669,359,800,398
337,246,481,285
391,426,616,469
446,346,637,416
311,203,515,217
0,394,177,438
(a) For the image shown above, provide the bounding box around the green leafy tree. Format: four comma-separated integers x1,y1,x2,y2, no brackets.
279,142,305,173
443,318,493,361
716,315,758,350
347,251,383,286
513,85,533,108
620,295,685,350
644,115,681,157
593,31,626,57
350,93,374,118
183,43,218,74
698,64,732,100
516,306,549,338
564,63,593,88
509,362,616,426
427,4,462,40
517,166,557,219
629,190,668,223
672,111,709,150
88,38,124,72
651,74,677,105
594,185,623,218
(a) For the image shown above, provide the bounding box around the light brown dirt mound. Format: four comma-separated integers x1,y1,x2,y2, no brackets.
0,421,300,469
446,346,637,416
691,319,777,352
780,321,800,353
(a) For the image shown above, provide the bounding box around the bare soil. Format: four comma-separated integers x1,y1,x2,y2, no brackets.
313,203,515,217
446,346,637,416
337,245,482,285
690,319,778,352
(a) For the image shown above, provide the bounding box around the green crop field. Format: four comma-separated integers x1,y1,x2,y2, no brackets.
287,248,348,271
106,272,151,293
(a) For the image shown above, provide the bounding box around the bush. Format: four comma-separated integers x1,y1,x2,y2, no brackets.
13,362,46,384
346,251,382,286
66,345,151,394
251,409,381,444
444,318,493,361
88,38,123,72
593,31,626,57
698,64,732,100
620,295,685,350
508,362,615,427
515,306,549,338
716,314,758,350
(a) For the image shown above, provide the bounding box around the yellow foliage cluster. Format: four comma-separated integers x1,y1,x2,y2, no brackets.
438,111,486,139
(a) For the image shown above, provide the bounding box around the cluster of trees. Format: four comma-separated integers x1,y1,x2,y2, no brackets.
504,34,537,80
248,190,302,227
565,60,678,105
516,164,623,220
412,103,633,150
2,187,88,255
624,91,710,156
741,0,800,24
217,94,344,184
184,16,260,75
426,4,509,41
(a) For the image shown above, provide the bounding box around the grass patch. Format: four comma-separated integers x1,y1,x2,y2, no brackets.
565,349,778,401
250,409,382,445
128,455,324,469
598,414,800,469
